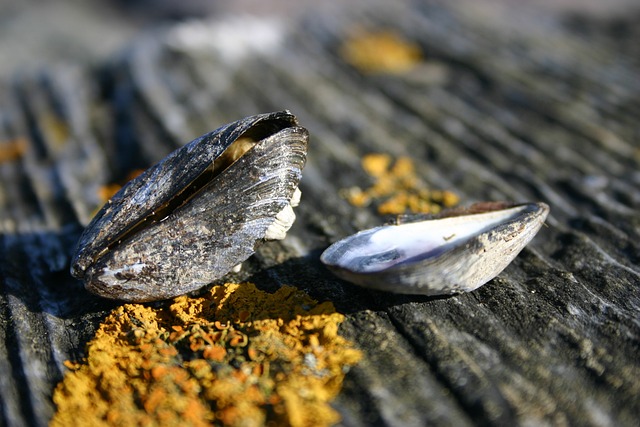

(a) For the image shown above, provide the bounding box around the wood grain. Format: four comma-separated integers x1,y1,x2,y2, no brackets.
0,1,638,426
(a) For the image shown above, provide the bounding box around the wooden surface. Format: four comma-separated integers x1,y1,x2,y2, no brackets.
1,1,639,425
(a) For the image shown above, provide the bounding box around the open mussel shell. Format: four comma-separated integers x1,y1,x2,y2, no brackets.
320,202,550,296
71,111,308,302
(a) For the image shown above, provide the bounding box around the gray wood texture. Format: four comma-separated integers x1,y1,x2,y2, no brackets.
0,1,638,426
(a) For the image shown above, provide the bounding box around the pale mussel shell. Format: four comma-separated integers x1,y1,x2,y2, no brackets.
71,111,308,302
321,202,549,295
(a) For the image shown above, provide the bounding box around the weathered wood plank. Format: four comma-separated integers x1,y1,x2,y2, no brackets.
0,1,638,426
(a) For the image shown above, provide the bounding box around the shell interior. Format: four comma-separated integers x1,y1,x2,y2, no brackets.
322,204,537,274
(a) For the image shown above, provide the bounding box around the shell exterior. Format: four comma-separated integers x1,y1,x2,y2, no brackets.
71,111,308,302
320,202,550,295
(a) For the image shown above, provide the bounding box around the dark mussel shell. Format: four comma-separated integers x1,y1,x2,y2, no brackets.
71,111,308,302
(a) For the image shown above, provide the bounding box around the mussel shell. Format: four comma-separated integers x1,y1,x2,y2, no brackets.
320,202,549,295
71,111,308,302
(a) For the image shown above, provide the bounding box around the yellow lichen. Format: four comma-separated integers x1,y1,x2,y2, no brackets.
97,169,145,203
0,137,28,163
51,283,361,427
342,153,459,215
361,153,392,177
339,30,423,74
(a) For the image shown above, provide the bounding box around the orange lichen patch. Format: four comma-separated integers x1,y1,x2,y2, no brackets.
342,153,459,215
0,137,28,163
97,183,122,203
339,30,423,74
51,283,361,427
97,169,146,202
361,153,392,177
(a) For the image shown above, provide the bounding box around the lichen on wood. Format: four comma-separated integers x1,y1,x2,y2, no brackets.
341,153,459,215
51,283,361,427
339,29,423,74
